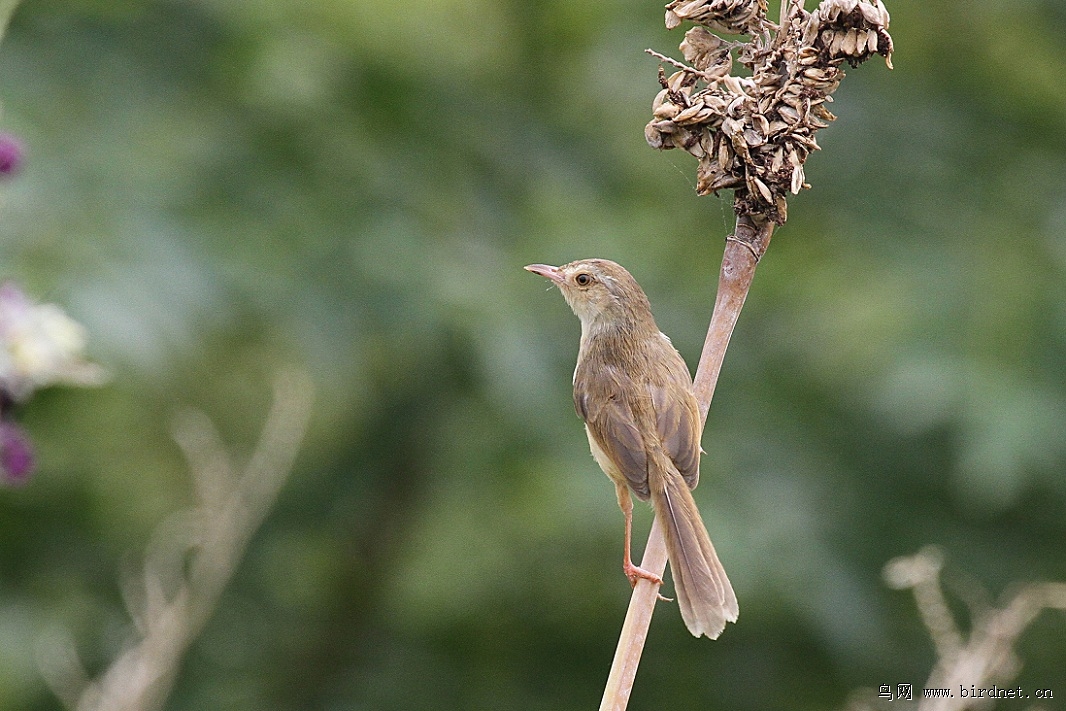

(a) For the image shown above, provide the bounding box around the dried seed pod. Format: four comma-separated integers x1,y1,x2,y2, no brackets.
811,104,836,122
809,0,893,67
684,136,707,158
770,147,785,172
645,121,668,149
654,101,682,119
680,26,731,71
743,127,765,147
700,132,716,154
751,174,774,203
790,164,804,194
767,119,788,135
664,0,768,36
716,136,733,170
652,88,670,111
704,62,733,82
721,74,755,99
790,132,820,151
778,105,801,124
774,194,788,222
675,104,706,123
866,29,879,54
857,0,889,24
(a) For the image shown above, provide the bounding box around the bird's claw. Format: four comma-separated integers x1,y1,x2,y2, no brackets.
623,561,673,602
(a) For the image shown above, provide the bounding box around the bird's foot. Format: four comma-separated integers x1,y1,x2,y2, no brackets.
623,560,673,602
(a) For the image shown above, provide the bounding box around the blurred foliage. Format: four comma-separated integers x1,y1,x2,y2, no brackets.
1,0,1065,709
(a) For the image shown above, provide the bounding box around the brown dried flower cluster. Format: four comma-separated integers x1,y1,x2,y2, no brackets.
665,0,769,35
646,0,893,224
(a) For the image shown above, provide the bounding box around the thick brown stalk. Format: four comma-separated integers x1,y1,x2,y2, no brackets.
693,216,774,425
599,215,774,711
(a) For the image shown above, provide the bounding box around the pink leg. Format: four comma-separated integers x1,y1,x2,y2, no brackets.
615,483,671,600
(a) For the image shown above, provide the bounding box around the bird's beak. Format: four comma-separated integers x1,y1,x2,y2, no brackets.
524,263,565,284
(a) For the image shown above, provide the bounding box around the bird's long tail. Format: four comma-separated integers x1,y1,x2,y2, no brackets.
650,458,738,638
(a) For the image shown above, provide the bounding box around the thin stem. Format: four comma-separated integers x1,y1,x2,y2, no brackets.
38,371,314,711
599,517,668,711
917,581,1066,711
779,0,798,27
599,215,774,710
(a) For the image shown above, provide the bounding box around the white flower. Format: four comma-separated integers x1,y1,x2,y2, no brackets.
0,283,106,401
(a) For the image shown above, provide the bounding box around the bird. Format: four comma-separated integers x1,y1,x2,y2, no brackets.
525,258,738,638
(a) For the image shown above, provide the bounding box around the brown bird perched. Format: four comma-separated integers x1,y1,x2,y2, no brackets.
525,258,738,638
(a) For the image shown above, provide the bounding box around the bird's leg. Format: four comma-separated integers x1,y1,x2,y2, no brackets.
615,482,672,601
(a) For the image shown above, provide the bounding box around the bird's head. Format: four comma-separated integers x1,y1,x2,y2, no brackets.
524,259,654,333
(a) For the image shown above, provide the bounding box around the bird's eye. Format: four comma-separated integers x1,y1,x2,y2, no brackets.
575,273,592,286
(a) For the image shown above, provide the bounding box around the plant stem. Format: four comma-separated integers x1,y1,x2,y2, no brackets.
598,214,774,710
38,371,314,711
693,216,774,426
598,516,668,711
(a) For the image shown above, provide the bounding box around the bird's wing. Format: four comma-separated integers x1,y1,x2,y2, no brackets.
650,381,701,489
575,364,651,500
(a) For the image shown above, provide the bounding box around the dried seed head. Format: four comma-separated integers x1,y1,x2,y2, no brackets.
809,0,894,68
648,0,893,224
665,0,768,37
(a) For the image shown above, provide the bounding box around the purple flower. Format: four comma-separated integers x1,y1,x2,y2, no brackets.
0,420,35,484
0,282,105,485
0,133,24,176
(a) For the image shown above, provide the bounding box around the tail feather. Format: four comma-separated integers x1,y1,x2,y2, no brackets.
651,461,738,638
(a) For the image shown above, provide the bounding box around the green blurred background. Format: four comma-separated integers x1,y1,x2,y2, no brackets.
2,0,1066,708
